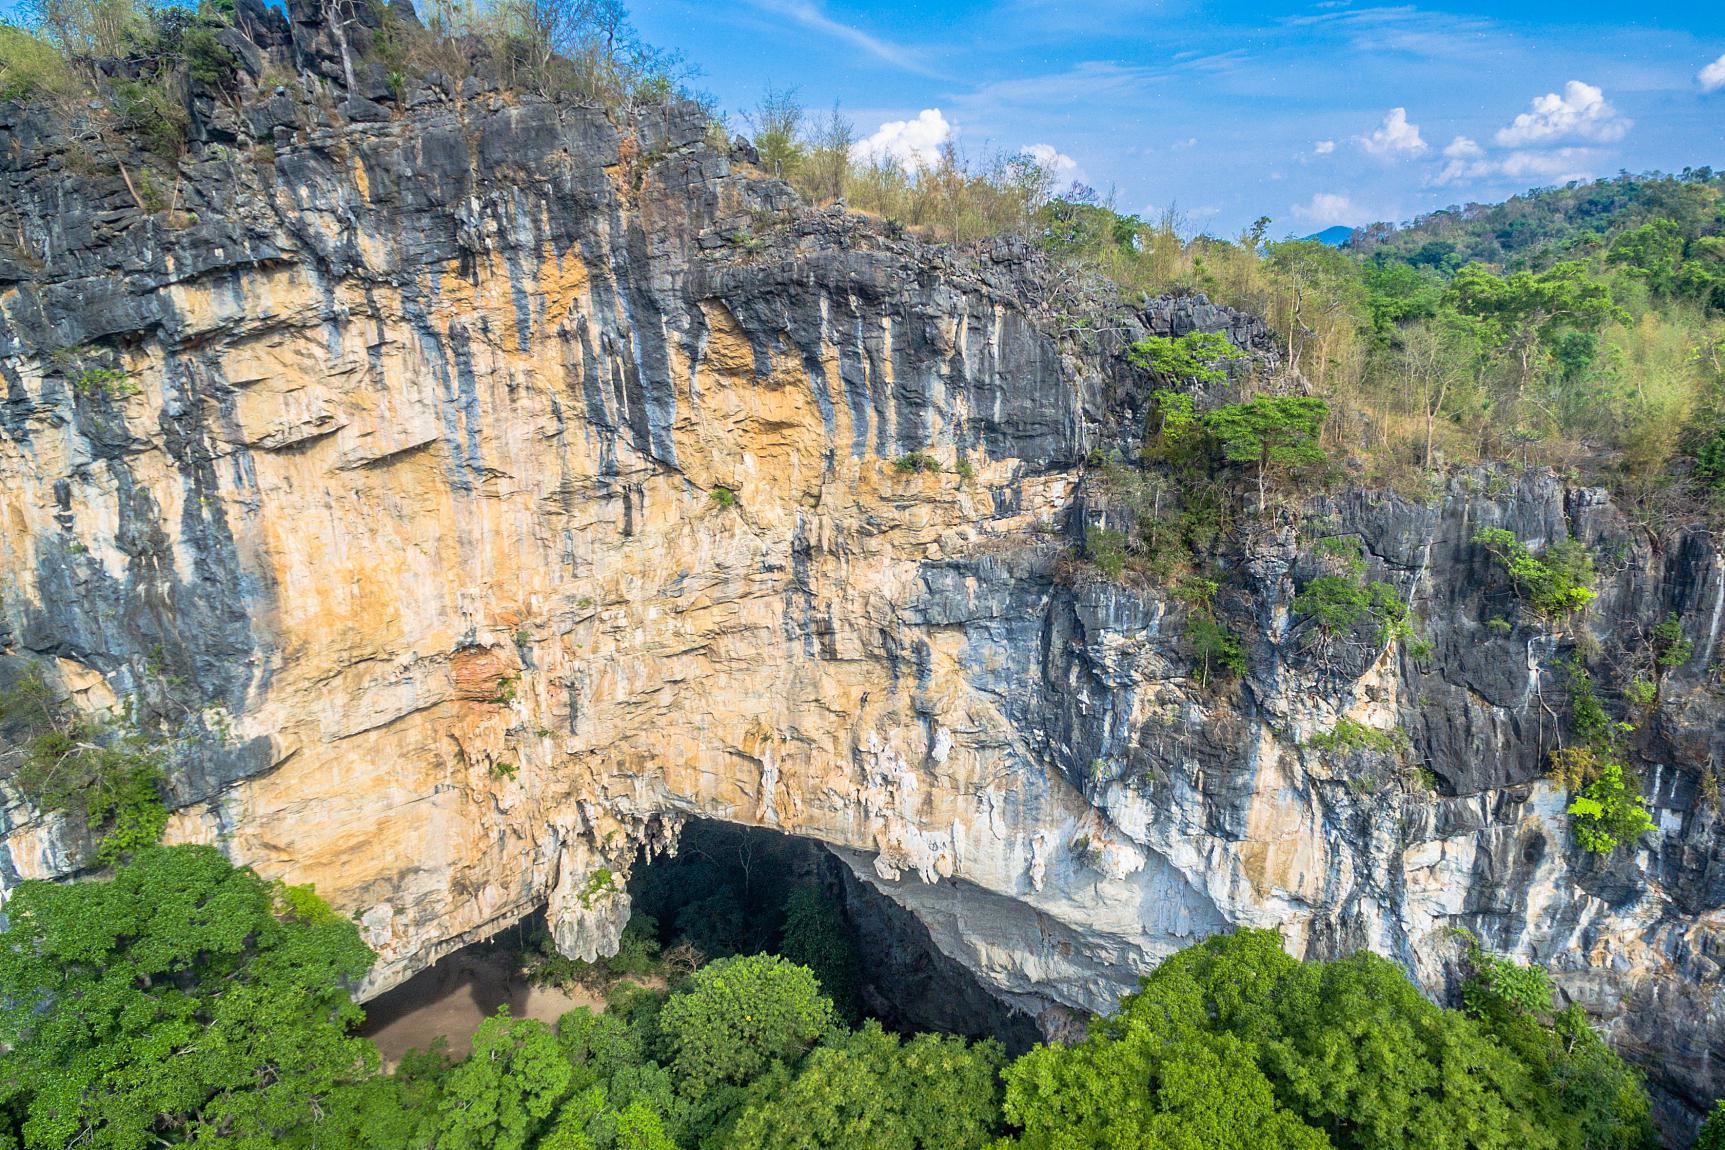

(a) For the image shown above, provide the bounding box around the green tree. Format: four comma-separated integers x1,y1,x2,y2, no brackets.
747,84,804,177
1202,395,1330,510
1446,261,1623,404
996,930,1655,1150
1,664,168,864
658,954,837,1096
1471,528,1596,620
1128,331,1248,385
727,1022,1002,1150
1606,220,1685,296
1697,1101,1725,1150
0,845,377,1150
437,1009,573,1150
778,888,864,1023
1002,1024,1327,1150
1567,762,1655,854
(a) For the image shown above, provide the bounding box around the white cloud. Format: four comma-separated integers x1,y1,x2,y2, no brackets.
1358,108,1427,157
1434,136,1600,187
1292,192,1356,225
1701,53,1725,93
1314,139,1336,155
1172,137,1199,150
1494,81,1630,146
1494,147,1598,182
851,109,953,173
1435,135,1488,183
1022,143,1079,178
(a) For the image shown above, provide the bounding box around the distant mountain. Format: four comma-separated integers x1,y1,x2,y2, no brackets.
1304,225,1355,247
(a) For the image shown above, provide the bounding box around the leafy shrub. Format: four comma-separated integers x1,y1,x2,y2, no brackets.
1462,939,1555,1017
892,451,938,474
710,486,737,507
1292,572,1409,647
1307,717,1401,755
1084,526,1128,580
1473,528,1596,619
1652,612,1693,668
0,23,76,100
1567,762,1655,854
1698,1101,1725,1150
2,665,168,863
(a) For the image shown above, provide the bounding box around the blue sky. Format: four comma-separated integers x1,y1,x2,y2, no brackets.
630,0,1725,235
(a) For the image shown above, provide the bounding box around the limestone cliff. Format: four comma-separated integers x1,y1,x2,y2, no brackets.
2,0,1723,1130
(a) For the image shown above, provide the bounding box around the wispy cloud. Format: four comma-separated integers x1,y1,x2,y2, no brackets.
961,61,1168,106
1292,192,1357,225
1701,53,1725,93
1281,5,1498,61
1434,135,1602,187
746,0,941,77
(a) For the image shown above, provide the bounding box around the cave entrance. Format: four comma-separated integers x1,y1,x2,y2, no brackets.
619,819,1042,1050
360,820,1040,1066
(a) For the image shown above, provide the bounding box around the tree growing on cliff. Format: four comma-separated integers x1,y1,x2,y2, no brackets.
0,662,168,866
1202,395,1330,511
0,845,378,1149
1127,331,1248,386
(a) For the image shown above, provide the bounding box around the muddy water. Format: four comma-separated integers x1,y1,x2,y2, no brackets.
359,945,606,1069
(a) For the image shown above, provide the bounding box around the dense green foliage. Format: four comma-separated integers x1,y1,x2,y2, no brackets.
1128,331,1248,385
0,846,377,1148
725,1023,1001,1150
1,850,1670,1150
1566,763,1657,854
657,955,835,1093
1698,1101,1725,1150
1001,929,1656,1150
1472,528,1597,619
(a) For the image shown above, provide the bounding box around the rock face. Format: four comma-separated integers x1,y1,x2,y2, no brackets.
2,4,1724,1132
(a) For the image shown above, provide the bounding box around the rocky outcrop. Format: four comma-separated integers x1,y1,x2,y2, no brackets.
1,3,1723,1136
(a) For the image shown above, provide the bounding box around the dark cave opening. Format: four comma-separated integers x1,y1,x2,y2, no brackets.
625,819,1042,1052
360,820,1041,1062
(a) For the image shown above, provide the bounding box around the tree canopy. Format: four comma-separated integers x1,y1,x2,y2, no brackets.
0,845,376,1149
